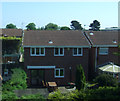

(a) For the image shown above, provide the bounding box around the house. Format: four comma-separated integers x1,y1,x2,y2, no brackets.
1,29,23,79
1,29,23,64
84,31,119,79
23,30,90,86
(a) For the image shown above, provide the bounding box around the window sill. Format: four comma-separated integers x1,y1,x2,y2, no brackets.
30,55,45,56
55,76,64,78
54,55,64,56
73,55,83,56
99,53,108,55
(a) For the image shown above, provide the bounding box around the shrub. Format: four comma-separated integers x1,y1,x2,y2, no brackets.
2,91,18,100
2,68,27,91
20,93,44,100
48,90,65,100
75,64,86,90
67,90,86,100
85,87,120,100
94,74,118,87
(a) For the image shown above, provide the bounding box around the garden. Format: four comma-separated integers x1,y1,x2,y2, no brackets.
2,68,45,100
2,65,120,100
48,65,120,100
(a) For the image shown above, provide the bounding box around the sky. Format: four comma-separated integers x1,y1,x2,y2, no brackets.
1,1,119,29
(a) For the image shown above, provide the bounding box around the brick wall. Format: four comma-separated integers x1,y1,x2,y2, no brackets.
24,47,89,86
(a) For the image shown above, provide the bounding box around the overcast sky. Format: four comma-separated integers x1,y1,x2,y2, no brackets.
1,1,118,29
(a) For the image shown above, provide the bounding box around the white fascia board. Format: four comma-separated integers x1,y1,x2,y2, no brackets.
23,45,90,48
27,66,56,69
93,45,118,47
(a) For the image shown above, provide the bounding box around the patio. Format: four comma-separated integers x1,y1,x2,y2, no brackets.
14,86,76,99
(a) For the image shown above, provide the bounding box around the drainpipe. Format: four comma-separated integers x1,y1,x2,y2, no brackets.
95,47,97,71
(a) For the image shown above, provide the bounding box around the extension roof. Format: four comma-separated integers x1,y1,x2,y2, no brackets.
86,31,118,47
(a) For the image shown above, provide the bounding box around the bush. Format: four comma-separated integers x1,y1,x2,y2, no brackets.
48,87,120,100
2,68,27,91
2,91,18,100
94,74,118,87
48,90,65,100
85,87,120,100
67,90,86,100
20,93,44,100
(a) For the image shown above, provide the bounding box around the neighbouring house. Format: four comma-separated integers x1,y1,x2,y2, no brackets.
23,30,90,86
1,29,23,79
84,31,119,79
1,29,23,64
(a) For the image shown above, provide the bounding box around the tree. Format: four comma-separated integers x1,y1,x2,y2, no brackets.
6,23,17,29
89,20,100,31
45,23,59,30
75,64,86,90
60,26,71,30
26,23,36,30
70,20,83,30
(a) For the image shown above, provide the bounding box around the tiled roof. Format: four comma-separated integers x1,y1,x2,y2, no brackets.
86,31,119,46
23,30,90,47
0,29,23,37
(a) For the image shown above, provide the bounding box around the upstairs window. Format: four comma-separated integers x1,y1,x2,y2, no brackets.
54,48,64,56
55,68,64,78
30,48,45,56
73,48,83,56
99,48,108,55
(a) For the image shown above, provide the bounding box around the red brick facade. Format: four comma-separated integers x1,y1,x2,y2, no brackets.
24,47,89,86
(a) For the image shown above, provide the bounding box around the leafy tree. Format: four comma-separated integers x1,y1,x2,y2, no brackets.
70,20,83,30
26,23,36,30
89,20,100,31
60,26,71,30
45,23,59,30
75,64,86,90
6,23,17,29
40,26,45,30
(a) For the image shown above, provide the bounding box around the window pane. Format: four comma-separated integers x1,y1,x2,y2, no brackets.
32,48,35,54
60,48,63,54
56,70,59,76
41,48,44,54
55,48,59,55
36,48,39,55
99,48,108,54
74,48,77,55
60,69,64,76
78,48,81,54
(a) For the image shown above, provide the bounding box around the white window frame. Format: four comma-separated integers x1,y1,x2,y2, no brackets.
54,68,64,78
73,48,83,56
54,48,64,56
99,48,108,55
30,47,45,56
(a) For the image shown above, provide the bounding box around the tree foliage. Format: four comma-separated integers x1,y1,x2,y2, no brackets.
89,20,100,31
26,23,36,30
70,20,83,30
75,64,86,90
60,26,71,30
6,23,17,29
45,23,59,30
